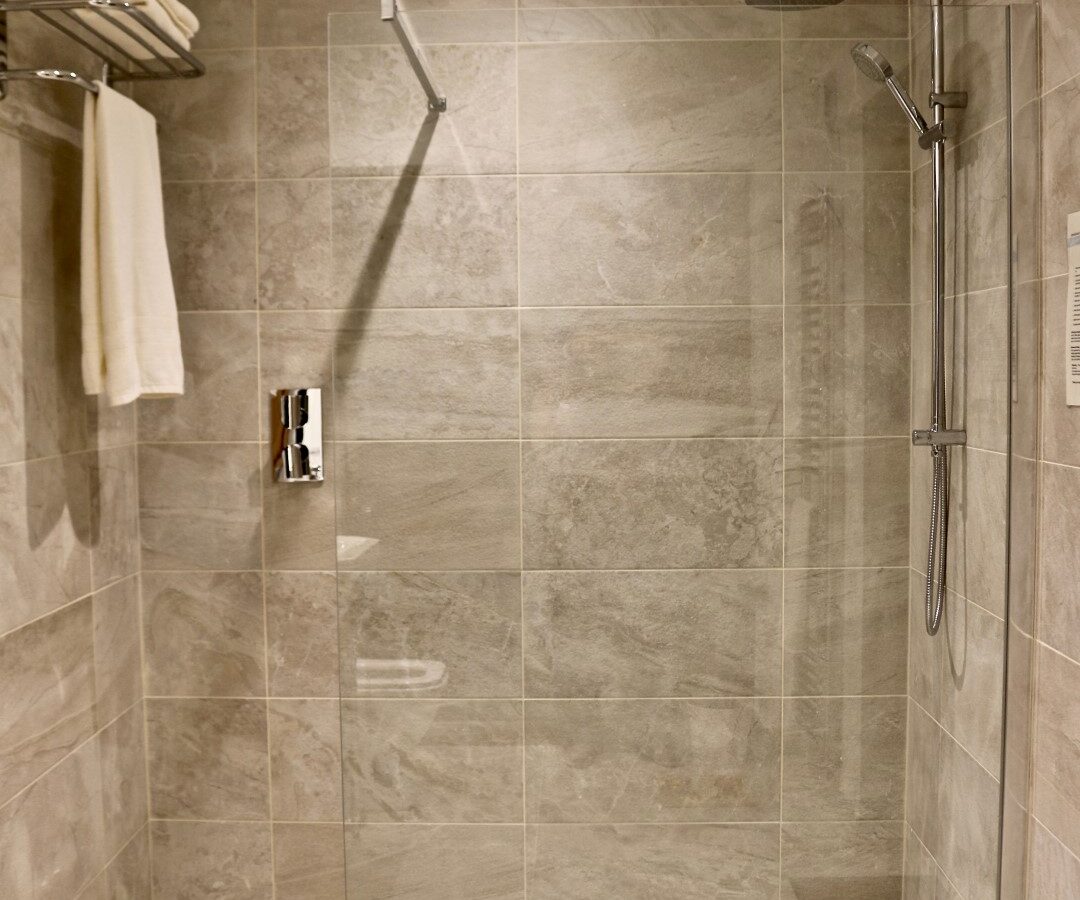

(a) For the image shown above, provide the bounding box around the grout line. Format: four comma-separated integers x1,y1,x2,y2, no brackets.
777,10,786,894
142,694,908,702
908,694,1002,786
135,434,916,445
137,565,911,576
146,816,905,827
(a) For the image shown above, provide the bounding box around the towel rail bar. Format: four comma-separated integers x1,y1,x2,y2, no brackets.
0,0,204,101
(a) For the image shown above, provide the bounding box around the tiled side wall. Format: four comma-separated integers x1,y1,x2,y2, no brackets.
0,14,149,900
1026,0,1080,893
138,1,911,897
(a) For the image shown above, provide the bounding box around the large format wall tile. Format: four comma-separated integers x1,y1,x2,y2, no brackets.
0,455,92,634
338,572,521,698
90,445,139,589
780,822,903,900
257,48,329,179
96,705,148,862
783,173,910,306
518,7,779,43
1040,277,1080,468
91,577,142,727
519,41,781,174
266,571,340,697
147,698,269,819
258,179,334,310
784,305,910,437
334,309,519,439
1039,464,1080,665
784,567,908,697
1042,0,1080,91
784,438,908,568
525,823,780,899
523,439,783,569
0,599,94,807
336,441,520,570
521,307,783,438
331,176,517,309
139,312,260,442
1029,822,1080,899
140,443,262,570
782,697,905,822
1033,645,1080,858
151,821,273,900
0,302,24,466
330,9,516,46
346,824,524,900
518,174,782,307
162,181,257,311
274,823,346,900
524,699,781,823
783,39,910,172
269,699,343,822
523,570,782,698
950,123,1009,297
341,699,523,823
142,571,266,697
329,45,516,176
139,50,256,181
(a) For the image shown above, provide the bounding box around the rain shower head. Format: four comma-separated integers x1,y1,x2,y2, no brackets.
851,42,934,142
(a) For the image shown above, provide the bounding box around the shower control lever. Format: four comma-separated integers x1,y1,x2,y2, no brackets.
272,388,325,483
912,428,967,447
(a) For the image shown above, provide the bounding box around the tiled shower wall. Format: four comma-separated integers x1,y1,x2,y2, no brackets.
0,14,148,899
139,1,913,896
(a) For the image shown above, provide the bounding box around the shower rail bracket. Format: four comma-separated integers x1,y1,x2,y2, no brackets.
381,0,446,113
912,428,967,447
930,91,968,109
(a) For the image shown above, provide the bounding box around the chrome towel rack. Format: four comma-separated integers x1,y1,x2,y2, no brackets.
0,0,204,101
382,0,446,113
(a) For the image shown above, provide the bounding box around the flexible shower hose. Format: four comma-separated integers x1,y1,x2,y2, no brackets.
925,444,949,635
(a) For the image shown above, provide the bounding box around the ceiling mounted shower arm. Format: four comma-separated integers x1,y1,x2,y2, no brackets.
381,0,446,113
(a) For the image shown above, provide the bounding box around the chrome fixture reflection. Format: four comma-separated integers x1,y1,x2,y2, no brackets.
381,0,446,112
852,19,968,636
272,388,325,483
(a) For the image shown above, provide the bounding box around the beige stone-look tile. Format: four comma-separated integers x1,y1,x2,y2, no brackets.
140,312,260,441
525,699,780,823
526,823,779,899
1042,0,1080,91
784,174,909,307
257,49,329,179
338,571,521,698
0,132,20,299
90,445,139,588
784,438,908,568
267,571,339,697
336,441,520,571
780,822,902,900
139,50,257,181
274,823,346,900
329,45,515,176
331,176,517,309
147,698,269,819
0,302,24,466
99,826,151,899
89,394,137,451
270,699,343,822
258,179,334,309
1040,276,1080,468
0,731,105,898
783,39,909,172
257,0,352,47
524,570,781,698
952,289,1010,455
521,307,782,438
97,704,148,861
781,5,908,40
345,823,524,900
19,140,81,309
334,309,519,439
523,439,783,569
951,124,1010,297
330,9,515,45
784,306,910,437
784,568,907,696
518,6,778,42
341,699,523,823
1029,822,1080,899
518,173,782,307
22,288,90,460
92,577,142,727
140,442,263,570
263,452,339,571
1033,645,1080,859
163,181,257,311
0,454,93,634
186,0,254,49
0,598,94,807
946,448,1008,618
151,820,273,900
143,571,266,697
519,41,780,174
782,697,905,821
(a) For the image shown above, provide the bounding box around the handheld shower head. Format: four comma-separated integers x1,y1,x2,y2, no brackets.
851,42,933,142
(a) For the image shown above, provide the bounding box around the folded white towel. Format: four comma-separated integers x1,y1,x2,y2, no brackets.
81,83,184,407
76,0,200,60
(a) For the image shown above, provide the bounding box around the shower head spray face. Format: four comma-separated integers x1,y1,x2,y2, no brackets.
851,43,894,82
